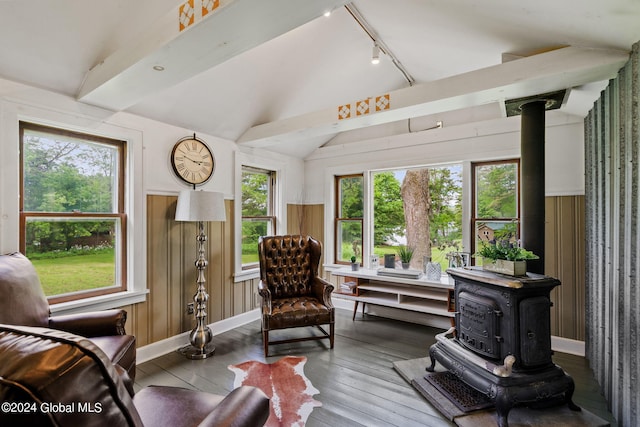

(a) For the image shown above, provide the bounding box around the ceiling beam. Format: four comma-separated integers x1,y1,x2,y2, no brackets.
77,0,350,111
237,46,628,148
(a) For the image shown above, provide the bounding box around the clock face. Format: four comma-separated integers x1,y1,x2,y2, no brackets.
171,136,215,185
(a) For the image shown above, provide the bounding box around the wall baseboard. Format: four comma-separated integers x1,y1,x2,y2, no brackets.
136,309,260,364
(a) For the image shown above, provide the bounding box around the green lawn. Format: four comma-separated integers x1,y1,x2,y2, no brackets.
31,251,115,296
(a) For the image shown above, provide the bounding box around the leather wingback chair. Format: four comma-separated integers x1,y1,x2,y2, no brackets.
258,235,335,356
0,324,270,427
0,252,136,380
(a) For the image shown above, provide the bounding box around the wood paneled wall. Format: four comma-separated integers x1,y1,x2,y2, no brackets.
287,203,325,273
122,195,259,347
545,195,585,341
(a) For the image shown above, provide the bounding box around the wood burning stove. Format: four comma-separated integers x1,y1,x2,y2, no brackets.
426,267,580,426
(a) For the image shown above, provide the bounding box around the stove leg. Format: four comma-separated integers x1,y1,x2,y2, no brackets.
425,345,437,372
494,391,513,427
565,377,582,412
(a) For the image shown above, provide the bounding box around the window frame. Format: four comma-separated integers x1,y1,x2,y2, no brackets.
240,166,276,271
471,159,521,263
334,174,364,265
19,121,128,304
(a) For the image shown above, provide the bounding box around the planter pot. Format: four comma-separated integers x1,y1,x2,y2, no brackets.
351,263,359,271
401,262,411,270
483,259,527,276
384,254,396,268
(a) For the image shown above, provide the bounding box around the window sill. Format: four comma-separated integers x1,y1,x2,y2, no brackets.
234,268,260,283
49,289,149,316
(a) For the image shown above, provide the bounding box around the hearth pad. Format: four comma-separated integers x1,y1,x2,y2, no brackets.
422,371,493,413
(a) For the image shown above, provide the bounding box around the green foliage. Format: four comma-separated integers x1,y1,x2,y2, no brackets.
396,245,415,263
22,133,118,255
475,239,538,261
350,255,357,263
339,176,363,218
241,171,269,216
476,163,517,218
373,172,404,245
428,167,462,249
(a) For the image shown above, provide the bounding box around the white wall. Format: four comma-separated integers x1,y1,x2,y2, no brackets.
305,110,585,266
304,110,585,203
0,78,304,305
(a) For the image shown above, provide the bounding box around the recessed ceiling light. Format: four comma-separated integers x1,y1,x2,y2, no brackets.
153,65,165,71
323,10,331,17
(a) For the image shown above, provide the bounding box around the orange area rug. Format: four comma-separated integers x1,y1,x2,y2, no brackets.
229,356,321,427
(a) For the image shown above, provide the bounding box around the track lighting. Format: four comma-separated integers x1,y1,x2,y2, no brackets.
371,44,380,65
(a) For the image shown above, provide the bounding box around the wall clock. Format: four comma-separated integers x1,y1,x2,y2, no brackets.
170,134,215,186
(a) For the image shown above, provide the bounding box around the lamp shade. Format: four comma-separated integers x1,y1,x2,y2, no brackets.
175,190,226,222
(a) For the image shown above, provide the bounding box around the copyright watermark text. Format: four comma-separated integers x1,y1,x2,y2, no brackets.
1,401,102,414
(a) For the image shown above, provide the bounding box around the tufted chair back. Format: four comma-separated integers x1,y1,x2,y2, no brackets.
258,235,322,299
257,235,334,356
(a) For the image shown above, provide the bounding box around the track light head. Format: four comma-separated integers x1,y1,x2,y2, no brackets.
371,44,380,65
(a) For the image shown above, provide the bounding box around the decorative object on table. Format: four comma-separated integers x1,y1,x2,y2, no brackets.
170,134,215,186
446,251,470,269
350,255,359,271
384,253,396,268
377,267,422,279
424,257,442,281
229,356,321,427
369,253,380,269
397,245,415,269
474,238,538,277
175,189,226,359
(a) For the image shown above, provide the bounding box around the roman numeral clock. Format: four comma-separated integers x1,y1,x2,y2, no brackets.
170,134,215,187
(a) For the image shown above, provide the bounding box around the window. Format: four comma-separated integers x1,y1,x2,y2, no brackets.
241,167,275,269
472,159,520,264
371,165,462,270
334,175,363,264
19,122,127,303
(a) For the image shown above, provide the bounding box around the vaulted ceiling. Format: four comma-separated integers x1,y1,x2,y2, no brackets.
1,0,639,158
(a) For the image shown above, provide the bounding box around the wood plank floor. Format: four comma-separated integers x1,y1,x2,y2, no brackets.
135,309,616,427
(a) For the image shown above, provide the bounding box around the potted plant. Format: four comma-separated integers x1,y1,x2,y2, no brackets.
397,245,415,269
474,238,538,276
350,255,359,271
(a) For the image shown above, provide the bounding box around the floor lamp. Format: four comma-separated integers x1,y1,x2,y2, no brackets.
175,189,226,359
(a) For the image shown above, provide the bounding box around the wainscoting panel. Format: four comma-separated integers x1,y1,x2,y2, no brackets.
287,204,325,274
545,195,585,341
120,195,258,348
584,41,639,426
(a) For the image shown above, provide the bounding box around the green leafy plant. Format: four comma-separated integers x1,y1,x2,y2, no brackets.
475,239,538,261
350,255,357,263
396,245,415,263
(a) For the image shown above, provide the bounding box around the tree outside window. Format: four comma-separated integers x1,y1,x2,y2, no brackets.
372,165,462,270
241,167,275,268
20,122,126,303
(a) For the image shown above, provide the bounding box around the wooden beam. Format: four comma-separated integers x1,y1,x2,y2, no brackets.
78,0,350,110
237,46,628,147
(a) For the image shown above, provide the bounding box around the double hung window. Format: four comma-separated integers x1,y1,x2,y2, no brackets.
20,122,127,303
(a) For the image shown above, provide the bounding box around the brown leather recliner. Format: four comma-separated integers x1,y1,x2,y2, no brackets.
0,324,270,427
258,235,335,357
0,252,136,380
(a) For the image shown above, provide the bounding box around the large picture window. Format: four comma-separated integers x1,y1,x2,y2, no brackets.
241,166,276,269
19,122,127,303
371,165,462,270
472,159,520,264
